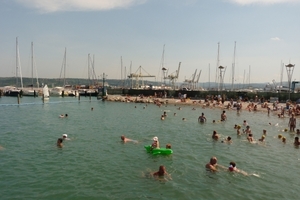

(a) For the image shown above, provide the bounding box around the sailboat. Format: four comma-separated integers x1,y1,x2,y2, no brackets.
50,48,78,97
4,37,23,97
42,84,50,100
23,42,40,96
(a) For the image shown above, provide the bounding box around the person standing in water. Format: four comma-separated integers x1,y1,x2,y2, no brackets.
288,114,296,132
198,113,207,123
221,110,227,121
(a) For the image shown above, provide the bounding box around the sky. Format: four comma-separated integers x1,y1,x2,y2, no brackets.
0,0,300,86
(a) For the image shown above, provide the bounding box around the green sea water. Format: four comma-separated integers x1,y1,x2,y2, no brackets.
0,96,299,200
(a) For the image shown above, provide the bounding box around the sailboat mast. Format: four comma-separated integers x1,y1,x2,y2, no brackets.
216,42,220,89
16,37,18,87
208,63,210,90
249,65,251,88
121,56,123,86
64,48,66,87
130,61,133,88
231,41,236,91
216,42,220,90
31,42,34,87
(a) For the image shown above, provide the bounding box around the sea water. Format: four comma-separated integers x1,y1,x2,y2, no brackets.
0,96,299,200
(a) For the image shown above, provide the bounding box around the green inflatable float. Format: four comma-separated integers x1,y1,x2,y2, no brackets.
144,145,173,155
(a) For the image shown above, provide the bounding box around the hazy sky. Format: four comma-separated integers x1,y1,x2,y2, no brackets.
0,0,299,85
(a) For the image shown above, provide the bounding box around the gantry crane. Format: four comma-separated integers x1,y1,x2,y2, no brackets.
163,62,181,89
184,69,197,89
128,66,155,89
194,70,202,90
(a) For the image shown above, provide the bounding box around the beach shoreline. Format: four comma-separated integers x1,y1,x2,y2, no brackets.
106,94,293,116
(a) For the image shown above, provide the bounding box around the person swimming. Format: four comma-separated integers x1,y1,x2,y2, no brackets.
222,136,232,143
166,144,171,149
212,130,219,140
153,165,172,180
62,134,70,140
121,135,137,143
205,157,218,172
228,161,248,176
57,138,63,148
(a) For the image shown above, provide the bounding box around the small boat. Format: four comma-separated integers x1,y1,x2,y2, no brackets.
3,86,21,97
42,85,50,100
144,145,173,155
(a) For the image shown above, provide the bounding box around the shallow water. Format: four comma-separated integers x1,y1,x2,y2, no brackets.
0,96,299,200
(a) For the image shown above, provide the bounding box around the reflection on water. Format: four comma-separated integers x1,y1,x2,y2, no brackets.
0,96,299,199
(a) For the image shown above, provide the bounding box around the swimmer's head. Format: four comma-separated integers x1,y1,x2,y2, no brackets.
121,135,125,141
153,136,158,142
229,161,236,171
278,134,283,139
62,134,67,138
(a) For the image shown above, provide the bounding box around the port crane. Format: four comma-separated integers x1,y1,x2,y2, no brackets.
163,62,181,89
184,69,198,89
128,66,155,89
194,70,202,90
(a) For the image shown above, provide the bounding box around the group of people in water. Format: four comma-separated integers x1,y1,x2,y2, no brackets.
205,157,248,175
121,135,172,179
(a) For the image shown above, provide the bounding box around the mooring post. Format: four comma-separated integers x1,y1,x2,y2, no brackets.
17,94,20,104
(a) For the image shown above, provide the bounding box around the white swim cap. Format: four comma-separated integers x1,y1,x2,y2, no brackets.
62,134,67,138
153,136,158,141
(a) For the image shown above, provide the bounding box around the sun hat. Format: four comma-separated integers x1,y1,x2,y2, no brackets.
62,134,67,138
153,136,158,141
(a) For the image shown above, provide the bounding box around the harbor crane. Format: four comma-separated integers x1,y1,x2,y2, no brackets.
163,62,181,89
194,70,202,90
184,69,197,89
128,66,155,89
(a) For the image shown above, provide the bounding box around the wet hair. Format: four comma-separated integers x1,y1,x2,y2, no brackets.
65,114,68,117
57,138,63,143
157,165,166,176
295,137,299,140
227,136,232,141
166,144,171,149
210,157,217,164
229,161,236,167
121,135,125,141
